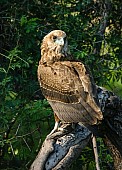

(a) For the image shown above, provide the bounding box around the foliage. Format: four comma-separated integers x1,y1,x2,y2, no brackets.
0,0,121,169
70,138,113,170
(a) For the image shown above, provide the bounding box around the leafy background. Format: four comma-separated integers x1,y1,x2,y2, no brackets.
0,0,121,169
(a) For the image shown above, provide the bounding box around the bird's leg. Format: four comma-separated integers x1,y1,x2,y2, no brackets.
52,113,75,132
47,113,74,138
48,121,60,136
47,113,61,137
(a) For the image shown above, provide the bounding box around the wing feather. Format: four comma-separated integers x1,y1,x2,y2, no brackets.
38,60,103,125
38,61,86,101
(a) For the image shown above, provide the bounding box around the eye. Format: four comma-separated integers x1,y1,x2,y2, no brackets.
53,36,57,40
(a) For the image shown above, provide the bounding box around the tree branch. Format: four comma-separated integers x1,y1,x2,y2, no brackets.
30,125,91,170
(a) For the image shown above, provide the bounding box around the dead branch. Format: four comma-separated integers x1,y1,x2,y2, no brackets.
30,124,91,170
92,134,100,170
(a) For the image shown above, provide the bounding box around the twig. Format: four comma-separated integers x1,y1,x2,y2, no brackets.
10,142,15,157
16,128,38,138
92,134,100,170
15,123,21,136
23,137,31,151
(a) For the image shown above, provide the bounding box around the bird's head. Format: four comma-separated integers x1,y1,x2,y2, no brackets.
41,30,69,65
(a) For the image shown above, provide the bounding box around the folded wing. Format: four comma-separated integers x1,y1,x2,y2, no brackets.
38,61,103,125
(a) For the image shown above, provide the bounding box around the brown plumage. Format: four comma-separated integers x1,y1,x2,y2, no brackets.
38,30,103,134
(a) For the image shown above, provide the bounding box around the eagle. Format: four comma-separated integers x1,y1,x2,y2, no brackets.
38,30,103,135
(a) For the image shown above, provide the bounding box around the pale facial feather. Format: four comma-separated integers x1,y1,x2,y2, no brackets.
54,37,64,46
40,30,68,64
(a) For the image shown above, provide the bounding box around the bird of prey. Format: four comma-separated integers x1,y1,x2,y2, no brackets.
38,30,103,135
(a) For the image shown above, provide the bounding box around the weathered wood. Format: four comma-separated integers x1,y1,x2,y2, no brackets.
30,138,55,170
30,124,91,170
30,86,122,170
104,136,122,170
97,86,122,170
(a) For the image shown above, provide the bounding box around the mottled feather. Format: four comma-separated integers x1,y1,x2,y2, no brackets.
38,30,103,127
